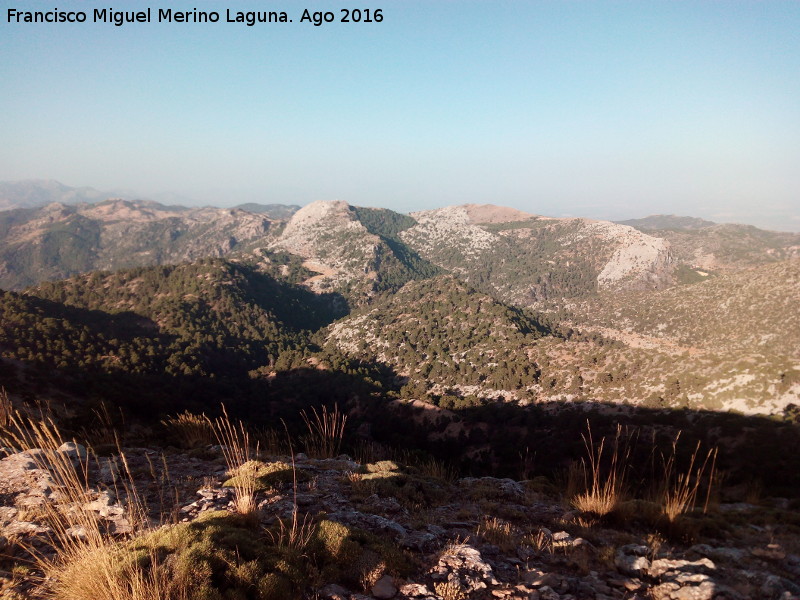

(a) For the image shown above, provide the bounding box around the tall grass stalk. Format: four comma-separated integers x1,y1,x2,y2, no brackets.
569,423,631,516
660,434,718,522
267,420,316,550
300,404,347,458
161,411,215,449
2,413,173,600
208,406,258,515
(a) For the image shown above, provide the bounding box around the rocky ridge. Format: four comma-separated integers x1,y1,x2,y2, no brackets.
399,206,674,303
0,200,275,290
269,200,384,292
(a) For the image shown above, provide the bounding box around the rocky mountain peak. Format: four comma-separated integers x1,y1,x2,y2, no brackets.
277,200,362,254
461,203,538,224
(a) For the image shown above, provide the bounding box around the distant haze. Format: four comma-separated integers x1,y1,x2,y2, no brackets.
2,3,799,232
0,178,796,233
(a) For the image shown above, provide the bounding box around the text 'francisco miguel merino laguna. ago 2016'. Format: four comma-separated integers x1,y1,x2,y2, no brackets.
6,7,385,27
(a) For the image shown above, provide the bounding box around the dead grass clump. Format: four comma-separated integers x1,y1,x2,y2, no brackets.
253,427,288,456
523,529,553,554
2,413,162,600
160,411,214,449
300,404,347,458
80,403,123,451
434,580,466,600
569,423,632,518
267,510,316,552
416,457,457,483
208,407,257,516
352,439,391,465
476,516,517,552
659,434,718,522
53,546,191,600
358,553,387,593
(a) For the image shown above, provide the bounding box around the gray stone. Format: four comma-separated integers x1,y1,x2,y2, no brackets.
57,442,88,461
459,477,524,499
433,543,499,592
615,552,650,577
762,575,800,597
670,581,715,600
7,456,38,470
327,509,406,540
649,558,715,578
619,544,650,556
524,572,560,588
106,516,133,535
401,530,438,552
319,582,350,600
398,582,433,598
372,574,397,599
85,490,124,517
537,586,561,600
98,457,120,484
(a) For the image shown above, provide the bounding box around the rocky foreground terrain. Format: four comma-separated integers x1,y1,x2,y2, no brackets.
0,438,798,600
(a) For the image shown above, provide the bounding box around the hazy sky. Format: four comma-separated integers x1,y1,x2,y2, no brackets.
2,1,799,230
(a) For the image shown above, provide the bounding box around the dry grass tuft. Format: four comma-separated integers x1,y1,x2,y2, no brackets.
253,426,288,456
208,407,258,516
161,411,215,449
2,413,173,600
659,434,718,522
434,580,466,600
359,558,387,593
266,421,316,551
569,423,631,517
300,404,347,458
267,509,316,551
416,457,457,482
81,403,123,449
476,516,517,552
523,529,553,554
53,546,192,600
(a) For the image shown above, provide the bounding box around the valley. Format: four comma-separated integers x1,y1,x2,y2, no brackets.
0,181,798,599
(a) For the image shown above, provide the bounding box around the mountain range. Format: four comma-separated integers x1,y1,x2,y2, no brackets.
0,180,796,425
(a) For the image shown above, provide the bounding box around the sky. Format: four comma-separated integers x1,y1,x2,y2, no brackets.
1,1,799,230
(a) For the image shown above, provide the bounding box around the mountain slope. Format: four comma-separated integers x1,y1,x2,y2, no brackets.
648,224,800,271
232,203,301,219
324,275,547,398
618,216,800,272
0,200,275,289
618,214,717,230
559,259,800,357
543,258,800,413
8,259,336,378
267,201,440,301
399,205,673,303
322,263,799,415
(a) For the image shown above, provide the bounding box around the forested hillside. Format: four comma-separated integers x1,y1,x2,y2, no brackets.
325,276,548,400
